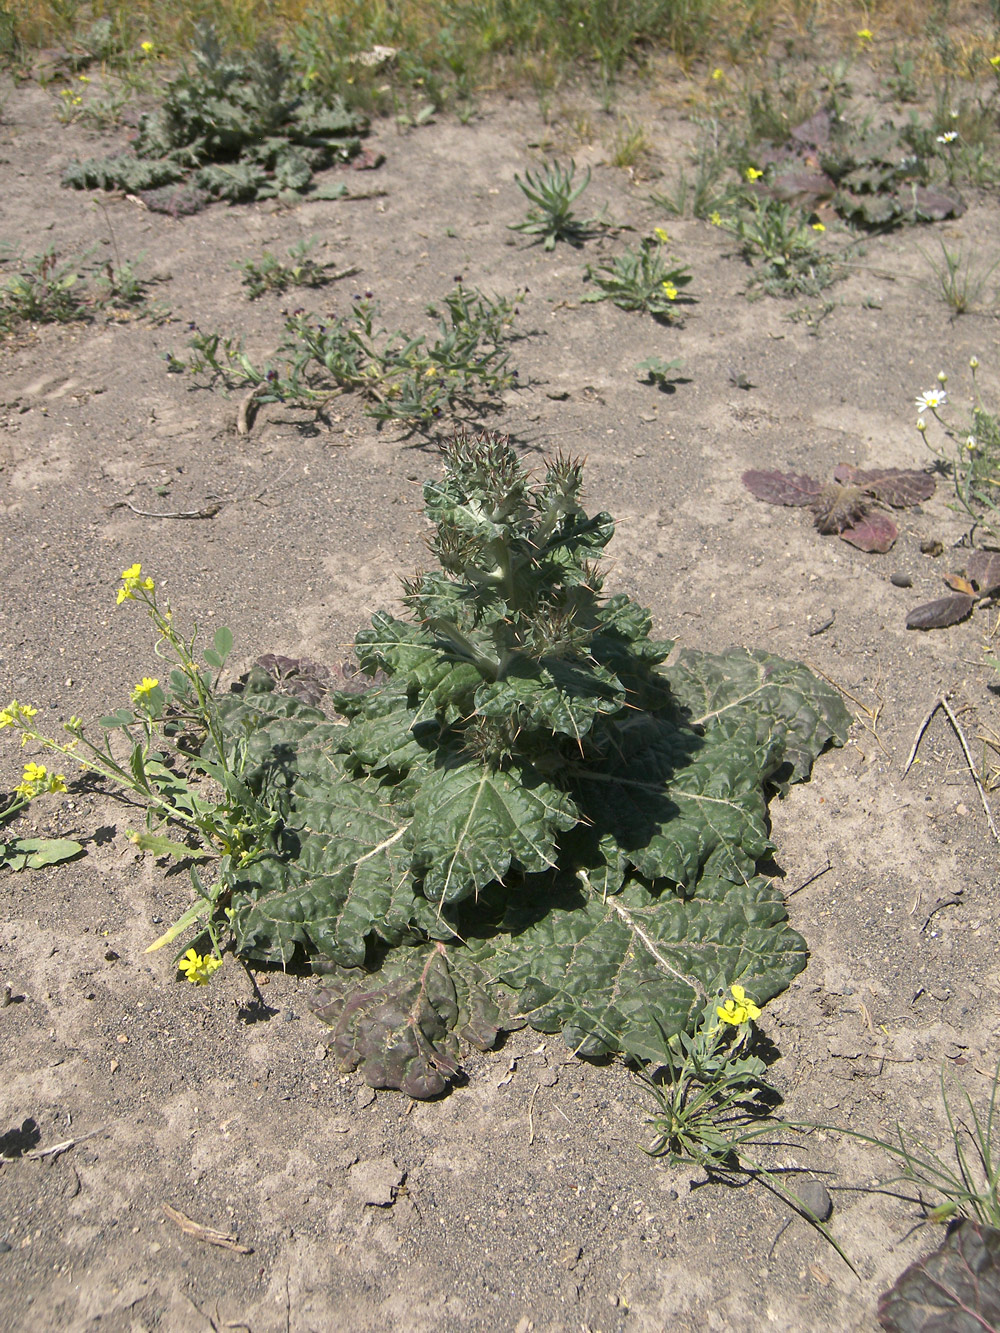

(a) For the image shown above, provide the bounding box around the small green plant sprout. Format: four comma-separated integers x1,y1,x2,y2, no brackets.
636,356,685,391
237,238,348,300
649,119,734,220
583,234,693,321
0,729,82,871
921,238,1000,315
0,247,88,327
510,160,595,249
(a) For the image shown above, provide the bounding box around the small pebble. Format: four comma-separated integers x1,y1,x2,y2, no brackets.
795,1178,833,1222
890,572,912,588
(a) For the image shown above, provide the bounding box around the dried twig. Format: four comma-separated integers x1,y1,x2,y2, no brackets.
527,1082,541,1146
904,693,1000,844
113,499,222,520
163,1203,253,1254
940,694,1000,844
903,697,942,775
25,1126,106,1160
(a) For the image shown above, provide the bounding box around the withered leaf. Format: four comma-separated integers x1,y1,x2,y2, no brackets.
832,465,935,508
790,110,832,147
906,595,976,630
839,513,898,553
944,574,976,595
742,470,822,507
965,550,1000,595
768,170,835,205
910,184,966,221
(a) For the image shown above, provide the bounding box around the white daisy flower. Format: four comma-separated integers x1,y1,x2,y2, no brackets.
915,388,948,413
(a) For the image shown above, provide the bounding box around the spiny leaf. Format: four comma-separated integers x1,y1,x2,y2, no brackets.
411,761,578,903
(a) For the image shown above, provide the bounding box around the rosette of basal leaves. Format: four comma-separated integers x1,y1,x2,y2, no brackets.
212,432,849,1095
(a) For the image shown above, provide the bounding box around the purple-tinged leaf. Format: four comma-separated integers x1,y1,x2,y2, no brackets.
839,512,898,552
878,1218,1000,1333
790,110,832,147
910,185,966,221
906,595,976,630
965,552,1000,596
833,465,936,507
742,470,822,507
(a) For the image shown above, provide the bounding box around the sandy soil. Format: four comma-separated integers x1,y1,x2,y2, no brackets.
2,61,1000,1333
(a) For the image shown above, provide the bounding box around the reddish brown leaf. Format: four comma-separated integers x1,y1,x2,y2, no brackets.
768,170,835,205
839,512,898,552
944,574,976,595
965,550,1000,595
832,465,935,507
911,185,966,220
906,595,976,630
790,110,832,147
742,470,822,507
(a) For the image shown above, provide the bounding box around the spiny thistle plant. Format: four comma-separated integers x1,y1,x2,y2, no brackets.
1,435,849,1097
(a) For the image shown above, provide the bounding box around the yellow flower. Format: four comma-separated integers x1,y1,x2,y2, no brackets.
711,68,724,81
117,563,154,605
78,74,91,83
991,55,1000,68
0,701,38,729
716,983,762,1027
140,40,154,54
131,677,159,701
745,166,763,181
654,226,670,243
14,761,64,798
811,221,826,231
177,949,223,985
856,28,873,43
709,211,722,226
661,280,678,300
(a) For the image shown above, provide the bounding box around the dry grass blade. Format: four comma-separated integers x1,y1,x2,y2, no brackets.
163,1203,253,1254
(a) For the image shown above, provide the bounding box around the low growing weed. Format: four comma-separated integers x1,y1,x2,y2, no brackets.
921,239,1000,315
182,283,521,427
916,360,1000,547
510,160,596,249
722,195,836,296
0,742,82,872
0,246,156,329
583,233,693,321
2,435,849,1099
237,238,350,300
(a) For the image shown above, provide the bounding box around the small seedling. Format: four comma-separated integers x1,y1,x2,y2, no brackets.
237,238,346,299
510,160,595,249
637,356,685,391
583,237,692,321
0,247,89,326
